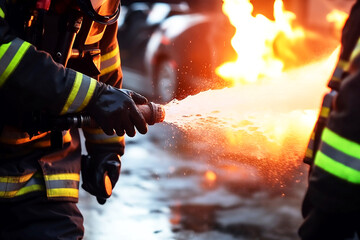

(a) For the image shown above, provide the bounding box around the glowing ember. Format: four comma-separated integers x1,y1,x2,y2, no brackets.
205,171,217,182
216,0,305,85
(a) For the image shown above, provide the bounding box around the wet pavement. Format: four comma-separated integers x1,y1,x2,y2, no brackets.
78,122,308,240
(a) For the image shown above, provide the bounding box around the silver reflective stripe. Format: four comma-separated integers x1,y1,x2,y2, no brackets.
60,72,96,115
0,39,23,76
0,38,31,87
320,141,360,171
0,175,43,192
101,53,120,70
47,179,79,189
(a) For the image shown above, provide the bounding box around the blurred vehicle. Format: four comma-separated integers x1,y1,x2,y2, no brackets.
117,1,236,103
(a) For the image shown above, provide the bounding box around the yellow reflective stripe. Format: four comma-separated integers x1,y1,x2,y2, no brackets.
44,173,80,181
0,42,11,59
100,58,120,76
14,184,44,197
311,132,315,140
87,135,124,144
47,188,78,198
350,38,360,62
60,72,82,115
0,172,34,183
305,148,313,158
100,46,120,76
83,127,107,134
101,46,119,62
0,184,44,198
315,151,360,184
0,41,31,87
0,7,4,18
322,128,360,160
337,59,349,70
60,73,97,114
76,77,97,112
320,106,330,118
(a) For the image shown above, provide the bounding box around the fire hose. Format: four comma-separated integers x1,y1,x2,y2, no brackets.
27,102,165,135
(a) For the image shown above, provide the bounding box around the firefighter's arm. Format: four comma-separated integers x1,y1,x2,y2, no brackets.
0,8,148,136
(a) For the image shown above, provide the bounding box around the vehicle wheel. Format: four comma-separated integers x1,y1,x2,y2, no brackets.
154,59,178,103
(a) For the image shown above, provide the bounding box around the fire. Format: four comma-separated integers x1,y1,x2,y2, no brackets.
326,9,349,32
216,0,305,85
162,1,342,184
164,50,339,183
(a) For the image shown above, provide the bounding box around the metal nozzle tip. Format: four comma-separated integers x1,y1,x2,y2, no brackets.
137,102,166,125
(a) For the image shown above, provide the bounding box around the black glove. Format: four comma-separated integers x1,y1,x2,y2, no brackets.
87,82,148,137
81,153,121,204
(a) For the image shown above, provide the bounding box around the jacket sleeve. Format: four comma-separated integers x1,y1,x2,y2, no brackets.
0,4,97,117
83,21,125,157
307,70,360,213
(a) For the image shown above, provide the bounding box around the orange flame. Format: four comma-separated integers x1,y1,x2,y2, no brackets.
326,9,349,32
216,0,304,85
164,1,341,184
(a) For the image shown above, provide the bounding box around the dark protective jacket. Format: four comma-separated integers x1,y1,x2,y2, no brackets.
305,0,360,212
0,0,124,202
303,0,360,166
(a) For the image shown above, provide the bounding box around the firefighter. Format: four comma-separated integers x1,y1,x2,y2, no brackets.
0,0,149,238
299,1,360,239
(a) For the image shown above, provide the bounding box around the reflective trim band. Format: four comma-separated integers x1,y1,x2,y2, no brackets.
0,38,31,87
320,141,360,171
315,151,360,184
86,134,123,144
337,59,349,70
350,37,360,62
44,173,80,198
320,106,330,118
83,128,124,144
44,173,80,181
0,172,80,199
311,131,315,140
314,128,360,184
305,131,316,158
100,46,120,76
47,188,79,198
0,173,45,198
0,172,34,183
0,7,4,18
101,45,119,61
319,91,335,118
60,72,97,115
322,128,360,159
305,148,313,158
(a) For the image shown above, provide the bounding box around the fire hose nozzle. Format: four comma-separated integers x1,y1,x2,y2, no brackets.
137,102,165,125
45,102,165,131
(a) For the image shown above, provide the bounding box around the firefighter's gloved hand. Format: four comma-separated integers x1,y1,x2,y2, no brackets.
81,153,121,205
87,82,148,137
